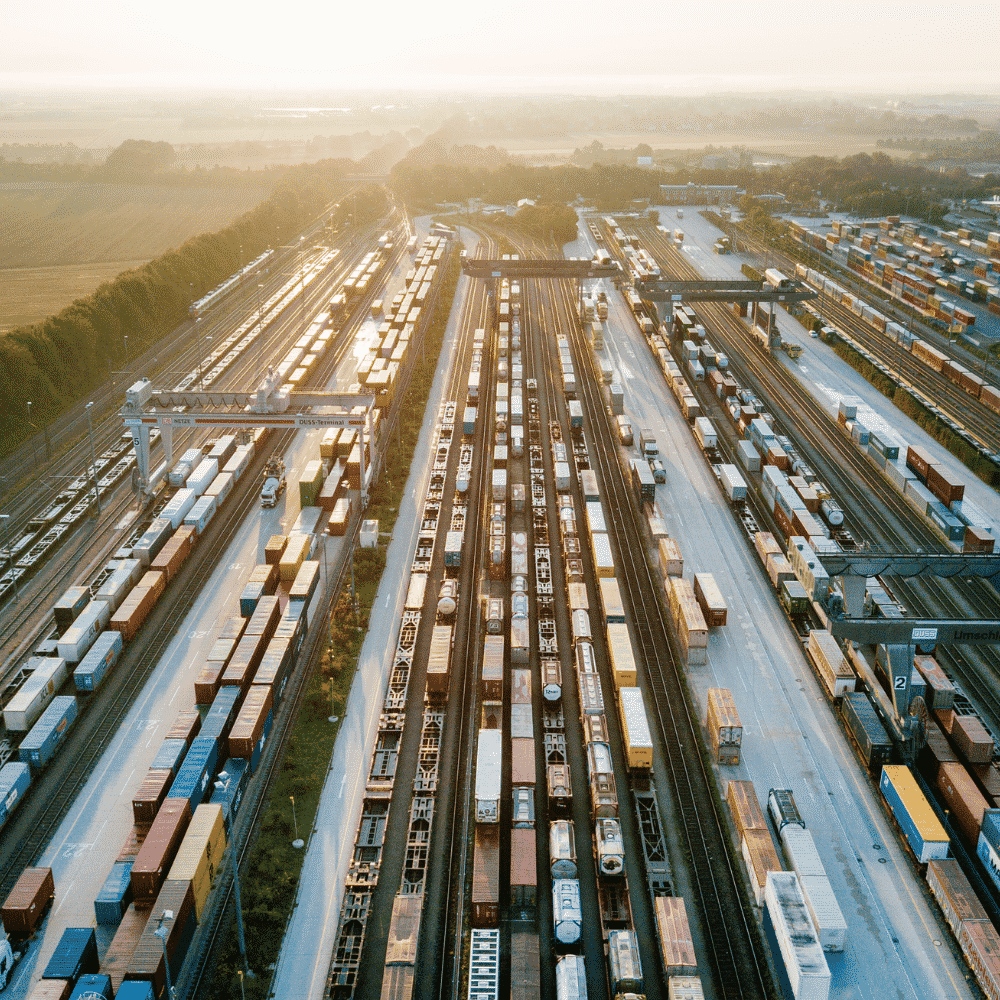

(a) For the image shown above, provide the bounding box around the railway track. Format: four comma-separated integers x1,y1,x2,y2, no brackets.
0,432,288,895
565,271,770,1000
637,222,1000,739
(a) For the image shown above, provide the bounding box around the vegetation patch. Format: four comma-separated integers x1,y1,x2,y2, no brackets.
0,164,368,457
207,244,462,999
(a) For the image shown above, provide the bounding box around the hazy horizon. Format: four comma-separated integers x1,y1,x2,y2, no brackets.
4,0,998,95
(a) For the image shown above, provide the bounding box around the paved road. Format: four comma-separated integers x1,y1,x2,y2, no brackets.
269,222,481,1000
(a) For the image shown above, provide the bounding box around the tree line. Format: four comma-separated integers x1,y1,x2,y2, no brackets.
0,161,353,455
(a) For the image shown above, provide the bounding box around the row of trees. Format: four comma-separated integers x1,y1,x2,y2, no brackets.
391,143,996,226
0,160,351,454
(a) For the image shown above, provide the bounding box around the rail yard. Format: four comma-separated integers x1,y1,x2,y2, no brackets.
1,192,1000,1000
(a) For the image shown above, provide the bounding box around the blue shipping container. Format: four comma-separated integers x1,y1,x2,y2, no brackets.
274,603,307,656
73,630,124,692
248,709,275,775
94,859,134,925
209,757,249,830
43,926,98,980
115,981,156,1000
201,687,241,742
70,974,114,1000
239,579,265,618
168,736,219,813
20,696,78,770
150,738,188,777
0,761,31,830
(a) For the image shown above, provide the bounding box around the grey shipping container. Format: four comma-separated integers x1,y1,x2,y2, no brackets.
841,692,893,771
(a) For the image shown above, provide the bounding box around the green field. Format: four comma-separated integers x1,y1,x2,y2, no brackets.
0,180,268,330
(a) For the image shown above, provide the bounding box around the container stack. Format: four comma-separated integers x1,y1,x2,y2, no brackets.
706,688,742,765
807,631,856,699
665,577,708,666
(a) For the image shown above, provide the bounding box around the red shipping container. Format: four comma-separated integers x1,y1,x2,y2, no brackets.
937,761,989,846
166,711,201,746
194,661,226,705
132,768,174,824
103,904,149,992
116,824,151,863
1,867,54,938
221,631,271,693
218,614,248,642
228,685,274,759
130,799,191,904
952,714,995,765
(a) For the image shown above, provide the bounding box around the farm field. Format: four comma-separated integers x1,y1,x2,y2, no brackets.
0,260,147,333
0,180,269,330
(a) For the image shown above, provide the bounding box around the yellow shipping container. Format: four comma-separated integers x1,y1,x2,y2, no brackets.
606,623,638,688
279,533,310,581
167,803,227,919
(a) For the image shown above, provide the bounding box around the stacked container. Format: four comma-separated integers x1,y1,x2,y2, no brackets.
665,577,708,666
706,688,742,764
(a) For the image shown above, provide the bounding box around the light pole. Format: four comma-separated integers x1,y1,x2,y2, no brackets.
85,402,101,513
290,795,303,848
123,335,129,374
154,910,175,999
214,772,253,981
256,283,265,376
0,514,18,602
25,401,37,466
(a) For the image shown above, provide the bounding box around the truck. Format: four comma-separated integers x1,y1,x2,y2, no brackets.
638,428,658,458
260,457,286,508
616,415,633,446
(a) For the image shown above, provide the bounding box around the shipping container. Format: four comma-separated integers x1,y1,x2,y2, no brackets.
57,600,111,663
126,879,196,996
707,688,742,765
807,631,855,699
927,857,988,937
654,896,697,976
937,760,989,846
167,803,226,920
763,872,831,1000
4,656,70,731
130,798,191,904
95,859,135,925
20,696,78,770
43,927,98,982
693,573,727,626
73,630,123,692
880,764,949,862
743,829,783,905
728,780,767,838
471,826,500,927
0,761,31,831
1,866,54,939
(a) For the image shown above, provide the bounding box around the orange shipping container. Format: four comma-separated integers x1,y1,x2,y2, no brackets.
101,903,149,991
166,710,201,746
194,661,226,705
264,534,288,565
132,768,174,824
228,685,274,759
511,738,536,786
727,780,767,837
654,896,698,976
1,867,54,938
130,798,191,904
937,761,989,846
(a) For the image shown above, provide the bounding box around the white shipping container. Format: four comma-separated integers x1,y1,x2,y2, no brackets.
585,501,607,536
797,874,848,953
168,448,202,487
57,600,112,663
591,532,615,577
160,488,197,529
3,657,70,731
492,468,508,501
186,457,219,497
475,729,502,823
719,465,748,502
205,471,234,505
554,462,571,491
223,444,254,481
780,826,826,877
737,439,761,473
293,507,324,536
693,417,716,450
765,872,831,1000
184,494,218,534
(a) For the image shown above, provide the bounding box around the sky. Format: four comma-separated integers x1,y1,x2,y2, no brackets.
3,0,998,93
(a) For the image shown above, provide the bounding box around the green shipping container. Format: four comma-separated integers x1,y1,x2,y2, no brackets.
298,460,325,508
